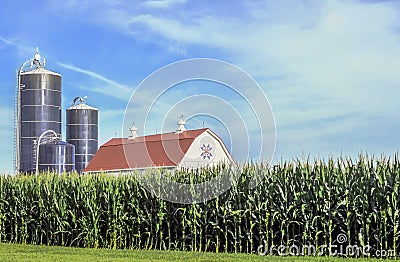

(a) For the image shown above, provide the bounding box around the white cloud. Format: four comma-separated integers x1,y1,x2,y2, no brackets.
0,36,17,47
101,109,125,118
144,0,186,9
108,0,400,159
24,0,400,160
58,62,133,100
0,35,38,57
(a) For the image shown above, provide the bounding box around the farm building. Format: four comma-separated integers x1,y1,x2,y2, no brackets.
84,119,233,173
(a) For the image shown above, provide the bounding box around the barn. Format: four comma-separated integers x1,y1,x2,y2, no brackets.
84,119,233,173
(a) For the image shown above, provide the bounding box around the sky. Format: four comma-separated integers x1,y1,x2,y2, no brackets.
1,0,400,173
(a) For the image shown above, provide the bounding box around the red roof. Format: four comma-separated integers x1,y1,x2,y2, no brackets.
85,128,213,172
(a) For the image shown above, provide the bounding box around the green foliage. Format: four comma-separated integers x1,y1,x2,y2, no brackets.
0,155,399,258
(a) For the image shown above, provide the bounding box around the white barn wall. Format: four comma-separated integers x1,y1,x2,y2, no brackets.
179,130,233,168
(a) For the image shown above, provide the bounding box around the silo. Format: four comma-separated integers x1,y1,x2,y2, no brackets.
16,49,62,173
66,97,98,173
38,141,75,173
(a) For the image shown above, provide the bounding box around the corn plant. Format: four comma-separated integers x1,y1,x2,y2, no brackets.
0,154,399,257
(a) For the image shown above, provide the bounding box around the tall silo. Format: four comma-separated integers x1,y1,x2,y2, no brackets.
15,49,62,173
66,97,98,173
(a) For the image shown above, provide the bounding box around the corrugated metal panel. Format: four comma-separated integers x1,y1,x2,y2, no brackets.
66,103,98,173
19,71,62,172
39,141,75,173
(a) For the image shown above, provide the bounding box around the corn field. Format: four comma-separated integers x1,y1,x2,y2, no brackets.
0,154,399,257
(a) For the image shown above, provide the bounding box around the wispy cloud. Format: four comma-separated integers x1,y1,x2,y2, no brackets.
100,109,125,118
91,0,400,158
0,35,36,54
144,0,186,9
58,62,132,100
121,2,400,116
0,36,16,47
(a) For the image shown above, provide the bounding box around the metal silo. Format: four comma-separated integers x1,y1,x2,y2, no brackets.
38,141,75,173
66,97,98,173
15,48,62,173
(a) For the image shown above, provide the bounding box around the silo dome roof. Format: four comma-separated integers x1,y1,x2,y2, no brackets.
67,103,98,110
20,67,61,76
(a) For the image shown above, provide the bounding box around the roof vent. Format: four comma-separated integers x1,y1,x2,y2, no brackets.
32,47,45,68
175,115,186,134
129,122,138,139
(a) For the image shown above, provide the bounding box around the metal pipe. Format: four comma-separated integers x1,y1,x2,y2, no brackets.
15,69,20,174
15,58,34,174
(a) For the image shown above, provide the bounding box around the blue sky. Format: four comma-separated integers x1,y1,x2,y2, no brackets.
1,0,400,173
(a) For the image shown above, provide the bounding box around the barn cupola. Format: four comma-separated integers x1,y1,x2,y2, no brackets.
129,122,138,139
175,115,186,134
